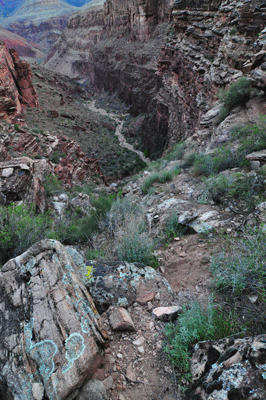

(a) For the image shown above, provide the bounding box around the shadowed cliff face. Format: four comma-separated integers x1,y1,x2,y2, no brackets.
45,0,266,158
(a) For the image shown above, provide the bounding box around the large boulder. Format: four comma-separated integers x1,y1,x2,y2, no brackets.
0,239,108,400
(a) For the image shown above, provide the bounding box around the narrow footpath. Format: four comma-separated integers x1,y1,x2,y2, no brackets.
87,100,150,164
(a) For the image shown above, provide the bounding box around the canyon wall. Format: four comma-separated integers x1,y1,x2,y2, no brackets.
0,41,39,121
45,0,266,158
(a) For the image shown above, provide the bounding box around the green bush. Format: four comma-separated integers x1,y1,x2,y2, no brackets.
141,168,179,194
164,211,193,242
211,227,266,295
48,151,66,164
205,171,265,211
165,142,186,161
43,174,63,196
218,77,251,122
117,223,153,264
163,300,241,377
55,195,114,245
0,204,53,266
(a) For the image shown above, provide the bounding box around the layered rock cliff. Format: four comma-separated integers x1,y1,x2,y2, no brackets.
45,0,266,158
0,41,39,121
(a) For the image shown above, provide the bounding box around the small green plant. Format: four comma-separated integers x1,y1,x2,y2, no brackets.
14,124,20,131
165,142,186,162
0,204,53,267
141,170,174,194
163,300,242,377
205,171,265,211
117,224,153,264
49,151,66,164
163,211,193,242
218,77,251,122
211,227,266,296
43,174,63,196
229,26,237,35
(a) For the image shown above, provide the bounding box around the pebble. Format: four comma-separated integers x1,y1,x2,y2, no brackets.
133,337,145,346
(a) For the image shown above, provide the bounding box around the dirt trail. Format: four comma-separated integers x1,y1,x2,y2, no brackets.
88,100,150,164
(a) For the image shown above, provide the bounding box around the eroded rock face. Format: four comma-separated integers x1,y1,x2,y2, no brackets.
0,42,39,121
0,239,107,400
0,157,52,212
187,335,266,399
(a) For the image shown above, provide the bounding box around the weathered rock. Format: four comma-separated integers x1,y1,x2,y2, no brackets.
187,335,266,399
76,379,108,400
0,42,39,121
152,305,182,320
84,261,173,313
0,157,52,212
109,307,135,331
126,363,137,382
71,193,94,215
0,239,108,400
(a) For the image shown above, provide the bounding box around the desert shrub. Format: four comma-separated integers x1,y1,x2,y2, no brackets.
211,227,266,296
0,204,53,266
48,151,66,164
163,211,194,242
218,77,251,122
116,220,153,264
163,300,240,377
54,195,114,245
43,174,63,196
165,142,186,161
182,153,196,168
141,168,179,194
205,171,265,211
104,198,155,265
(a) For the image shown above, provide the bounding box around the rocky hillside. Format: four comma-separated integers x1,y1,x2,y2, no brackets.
0,26,46,61
1,0,78,50
45,0,266,159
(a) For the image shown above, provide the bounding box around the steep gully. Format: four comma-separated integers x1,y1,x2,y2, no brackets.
87,100,150,164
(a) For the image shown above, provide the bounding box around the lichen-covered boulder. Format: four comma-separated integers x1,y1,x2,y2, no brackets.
0,239,108,400
187,335,266,399
82,261,174,313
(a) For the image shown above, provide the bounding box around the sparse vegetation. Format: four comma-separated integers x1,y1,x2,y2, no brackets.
43,174,63,196
141,166,180,194
218,77,252,122
0,204,53,267
163,300,241,378
163,211,194,243
205,170,265,212
211,227,266,296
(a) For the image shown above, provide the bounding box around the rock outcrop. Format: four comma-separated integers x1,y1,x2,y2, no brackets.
0,157,52,212
187,334,266,399
0,41,39,121
45,0,266,158
0,239,107,400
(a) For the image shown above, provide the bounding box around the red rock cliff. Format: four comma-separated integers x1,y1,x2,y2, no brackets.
0,41,39,121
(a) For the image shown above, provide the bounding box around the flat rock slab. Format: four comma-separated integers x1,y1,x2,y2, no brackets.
109,307,135,331
0,239,108,400
152,306,182,320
